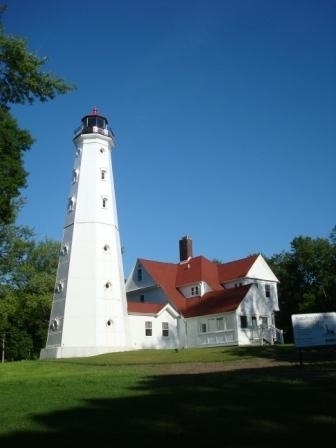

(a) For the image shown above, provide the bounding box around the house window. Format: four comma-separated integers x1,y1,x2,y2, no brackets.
265,284,271,298
191,286,199,296
216,317,224,331
162,322,169,337
209,318,218,332
252,316,258,328
240,315,248,329
137,267,142,281
260,316,268,327
200,322,207,333
140,294,144,303
145,321,152,336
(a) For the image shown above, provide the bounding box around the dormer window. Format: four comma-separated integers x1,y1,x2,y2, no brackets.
191,286,199,296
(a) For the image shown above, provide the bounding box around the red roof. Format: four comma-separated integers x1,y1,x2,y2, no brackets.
176,256,219,289
130,254,260,317
127,302,164,315
183,284,252,317
218,254,259,282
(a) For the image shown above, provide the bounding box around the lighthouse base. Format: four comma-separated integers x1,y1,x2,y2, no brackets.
40,345,130,359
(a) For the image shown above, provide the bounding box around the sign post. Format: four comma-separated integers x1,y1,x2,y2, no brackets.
291,312,336,367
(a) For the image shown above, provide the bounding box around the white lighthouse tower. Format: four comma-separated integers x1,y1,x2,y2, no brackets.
40,108,129,359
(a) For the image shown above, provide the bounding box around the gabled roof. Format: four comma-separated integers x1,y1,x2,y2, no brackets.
127,302,164,315
176,256,219,290
132,255,263,316
139,258,187,312
183,284,252,317
217,254,259,283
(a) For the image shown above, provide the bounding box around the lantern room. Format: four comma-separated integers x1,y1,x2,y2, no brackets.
73,107,114,139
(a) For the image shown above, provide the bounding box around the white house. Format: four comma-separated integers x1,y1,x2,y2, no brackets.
125,236,283,350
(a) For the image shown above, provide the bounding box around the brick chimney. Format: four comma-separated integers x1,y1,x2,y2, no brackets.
179,235,193,262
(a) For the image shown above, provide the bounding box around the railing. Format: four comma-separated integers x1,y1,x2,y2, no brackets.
259,325,284,345
198,329,237,346
73,125,114,139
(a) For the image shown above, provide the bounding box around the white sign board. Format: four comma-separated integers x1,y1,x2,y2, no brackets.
291,312,336,347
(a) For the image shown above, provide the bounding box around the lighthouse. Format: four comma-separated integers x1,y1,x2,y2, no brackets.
40,108,129,359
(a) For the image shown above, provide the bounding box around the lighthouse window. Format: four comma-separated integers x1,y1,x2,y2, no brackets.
67,197,75,212
50,318,60,331
97,117,105,128
102,197,108,208
72,169,79,183
100,147,105,153
105,281,111,289
101,170,106,180
60,245,68,256
55,282,63,293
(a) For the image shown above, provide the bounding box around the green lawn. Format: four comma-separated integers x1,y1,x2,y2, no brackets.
0,345,335,446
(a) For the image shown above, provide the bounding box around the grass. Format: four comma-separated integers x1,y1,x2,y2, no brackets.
0,344,336,446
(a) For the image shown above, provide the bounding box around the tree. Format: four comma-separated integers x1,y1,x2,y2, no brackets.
0,5,75,224
267,229,336,342
0,228,59,360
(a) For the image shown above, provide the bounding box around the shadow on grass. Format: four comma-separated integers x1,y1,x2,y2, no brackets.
1,363,336,446
227,344,336,364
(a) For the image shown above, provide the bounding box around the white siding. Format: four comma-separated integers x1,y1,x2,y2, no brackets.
128,309,180,350
185,313,238,348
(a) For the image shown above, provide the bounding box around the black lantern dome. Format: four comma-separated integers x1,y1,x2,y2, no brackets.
74,107,114,139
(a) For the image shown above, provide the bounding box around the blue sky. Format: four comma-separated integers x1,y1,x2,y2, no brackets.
4,0,336,276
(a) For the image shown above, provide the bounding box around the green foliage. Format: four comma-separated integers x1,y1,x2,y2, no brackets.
0,5,75,224
0,108,33,224
0,227,59,360
267,228,336,341
0,5,73,359
0,6,75,110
